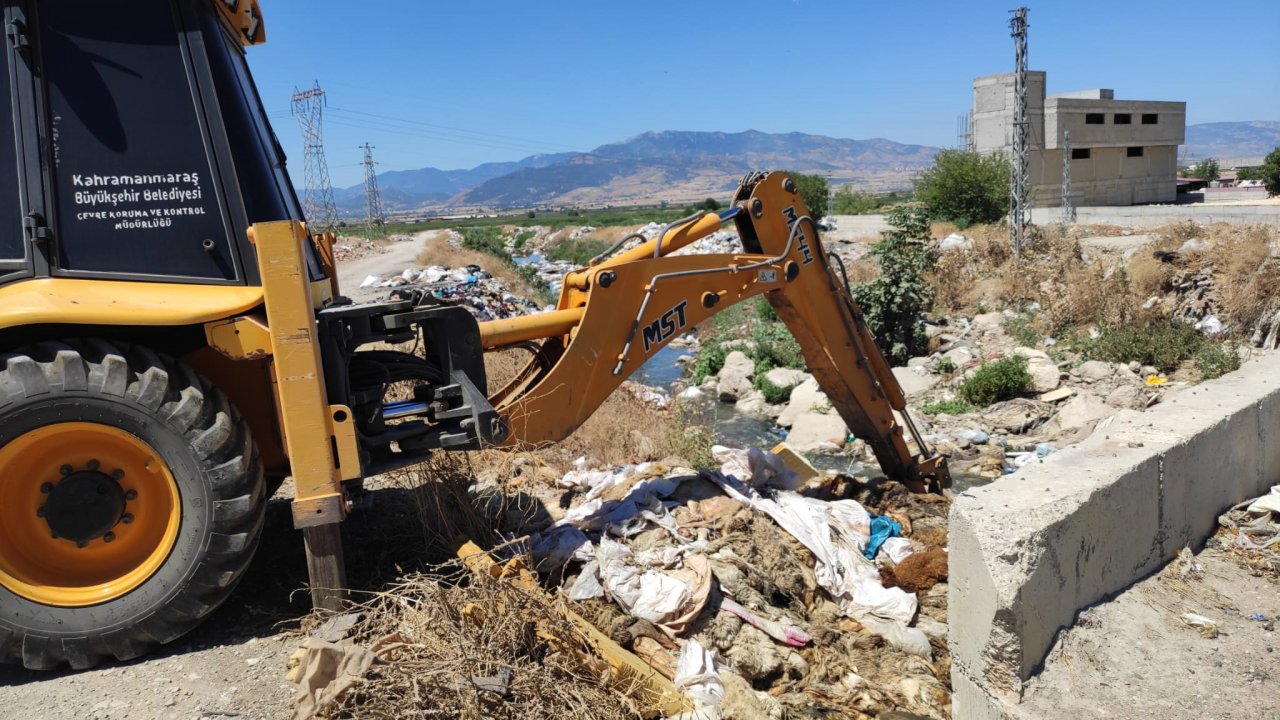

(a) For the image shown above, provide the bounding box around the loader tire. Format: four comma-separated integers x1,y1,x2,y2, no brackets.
0,339,265,670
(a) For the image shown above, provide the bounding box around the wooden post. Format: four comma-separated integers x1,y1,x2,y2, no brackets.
303,524,348,610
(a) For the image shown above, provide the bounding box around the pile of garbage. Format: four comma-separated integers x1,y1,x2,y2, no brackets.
522,445,953,719
1217,484,1280,579
357,264,545,321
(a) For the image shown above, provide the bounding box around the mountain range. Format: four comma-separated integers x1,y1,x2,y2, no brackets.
333,130,939,213
329,121,1278,213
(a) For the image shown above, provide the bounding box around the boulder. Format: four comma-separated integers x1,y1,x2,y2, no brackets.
1011,347,1060,392
1077,360,1114,382
716,351,756,402
778,378,832,428
764,367,809,389
1050,391,1114,434
943,346,975,368
784,412,849,453
907,356,931,369
971,311,1006,332
892,367,939,396
985,398,1053,434
1105,384,1148,411
736,389,785,419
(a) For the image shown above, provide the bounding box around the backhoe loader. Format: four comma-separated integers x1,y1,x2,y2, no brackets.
0,0,948,670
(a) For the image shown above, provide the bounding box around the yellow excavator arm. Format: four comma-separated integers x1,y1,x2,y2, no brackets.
478,171,949,493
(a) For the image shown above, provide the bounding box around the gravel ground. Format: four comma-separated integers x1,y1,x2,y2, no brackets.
1018,543,1280,719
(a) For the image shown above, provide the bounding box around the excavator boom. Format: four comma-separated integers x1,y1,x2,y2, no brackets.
479,171,949,493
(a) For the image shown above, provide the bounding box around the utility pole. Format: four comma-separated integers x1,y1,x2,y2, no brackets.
1009,7,1030,257
360,143,385,230
291,82,338,231
1061,131,1075,223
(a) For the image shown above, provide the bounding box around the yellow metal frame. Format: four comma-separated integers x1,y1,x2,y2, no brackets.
214,0,266,46
0,278,262,332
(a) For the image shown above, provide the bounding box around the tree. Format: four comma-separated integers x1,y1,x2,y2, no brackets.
1189,158,1220,183
850,206,938,364
700,198,722,212
782,171,828,221
1261,147,1280,197
912,149,1010,228
1237,166,1264,181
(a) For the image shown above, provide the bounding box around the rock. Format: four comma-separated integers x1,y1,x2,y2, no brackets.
907,356,931,369
716,351,755,402
924,324,945,339
785,412,849,453
736,389,773,418
1077,360,1114,381
943,346,975,368
1051,391,1114,433
1127,361,1141,373
985,398,1053,434
1038,387,1075,403
1140,365,1159,378
892,367,939,396
777,378,831,428
1012,348,1060,392
1105,384,1147,410
721,339,758,353
764,367,808,389
972,311,1006,332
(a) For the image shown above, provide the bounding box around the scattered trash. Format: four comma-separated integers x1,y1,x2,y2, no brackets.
1180,612,1220,639
1178,238,1209,253
939,232,973,252
1145,375,1168,386
866,514,903,560
956,428,990,445
1195,315,1224,336
1249,613,1271,622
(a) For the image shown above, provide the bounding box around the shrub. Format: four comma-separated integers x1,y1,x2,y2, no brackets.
753,370,796,404
1261,146,1280,197
1004,315,1041,347
690,344,728,383
547,238,612,266
832,188,882,215
1194,342,1241,380
513,230,536,250
851,206,938,364
920,397,974,415
460,226,507,256
751,322,806,370
958,356,1031,407
936,356,957,374
913,149,1011,227
1094,322,1205,372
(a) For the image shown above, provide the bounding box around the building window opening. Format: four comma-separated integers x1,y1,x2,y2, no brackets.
1085,113,1104,125
1127,146,1144,158
1142,113,1158,124
1071,148,1091,160
1114,113,1132,124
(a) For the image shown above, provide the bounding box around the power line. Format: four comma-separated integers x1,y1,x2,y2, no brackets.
291,82,338,231
1008,7,1030,258
360,143,386,229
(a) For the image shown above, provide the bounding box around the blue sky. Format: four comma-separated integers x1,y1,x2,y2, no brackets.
248,0,1280,187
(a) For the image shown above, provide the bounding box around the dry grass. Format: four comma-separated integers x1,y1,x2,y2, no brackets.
926,220,1279,338
415,232,546,300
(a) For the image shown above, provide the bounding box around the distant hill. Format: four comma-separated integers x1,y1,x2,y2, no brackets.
1183,121,1280,164
333,130,940,212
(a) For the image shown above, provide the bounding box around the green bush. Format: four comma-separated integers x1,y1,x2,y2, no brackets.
851,206,938,364
1261,146,1280,197
920,397,975,415
913,149,1011,227
1004,315,1041,347
690,344,729,383
460,226,507,256
753,368,797,404
832,188,882,215
936,356,957,374
958,356,1031,407
1195,342,1241,380
1094,322,1204,372
547,238,612,266
513,230,536,250
754,295,780,323
751,322,806,370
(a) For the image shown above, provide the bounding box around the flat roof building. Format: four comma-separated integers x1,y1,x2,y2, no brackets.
971,71,1186,206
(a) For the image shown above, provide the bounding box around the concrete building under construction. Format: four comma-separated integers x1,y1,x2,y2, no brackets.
971,71,1186,206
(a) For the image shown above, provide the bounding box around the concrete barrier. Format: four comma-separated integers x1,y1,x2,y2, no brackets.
949,353,1280,718
1030,204,1280,227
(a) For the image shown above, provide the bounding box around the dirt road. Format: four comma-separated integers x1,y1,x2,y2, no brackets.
336,232,436,302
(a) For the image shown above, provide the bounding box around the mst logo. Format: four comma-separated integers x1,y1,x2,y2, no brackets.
782,206,815,265
641,300,689,353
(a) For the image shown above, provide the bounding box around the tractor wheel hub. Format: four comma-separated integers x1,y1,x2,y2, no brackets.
43,471,126,544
